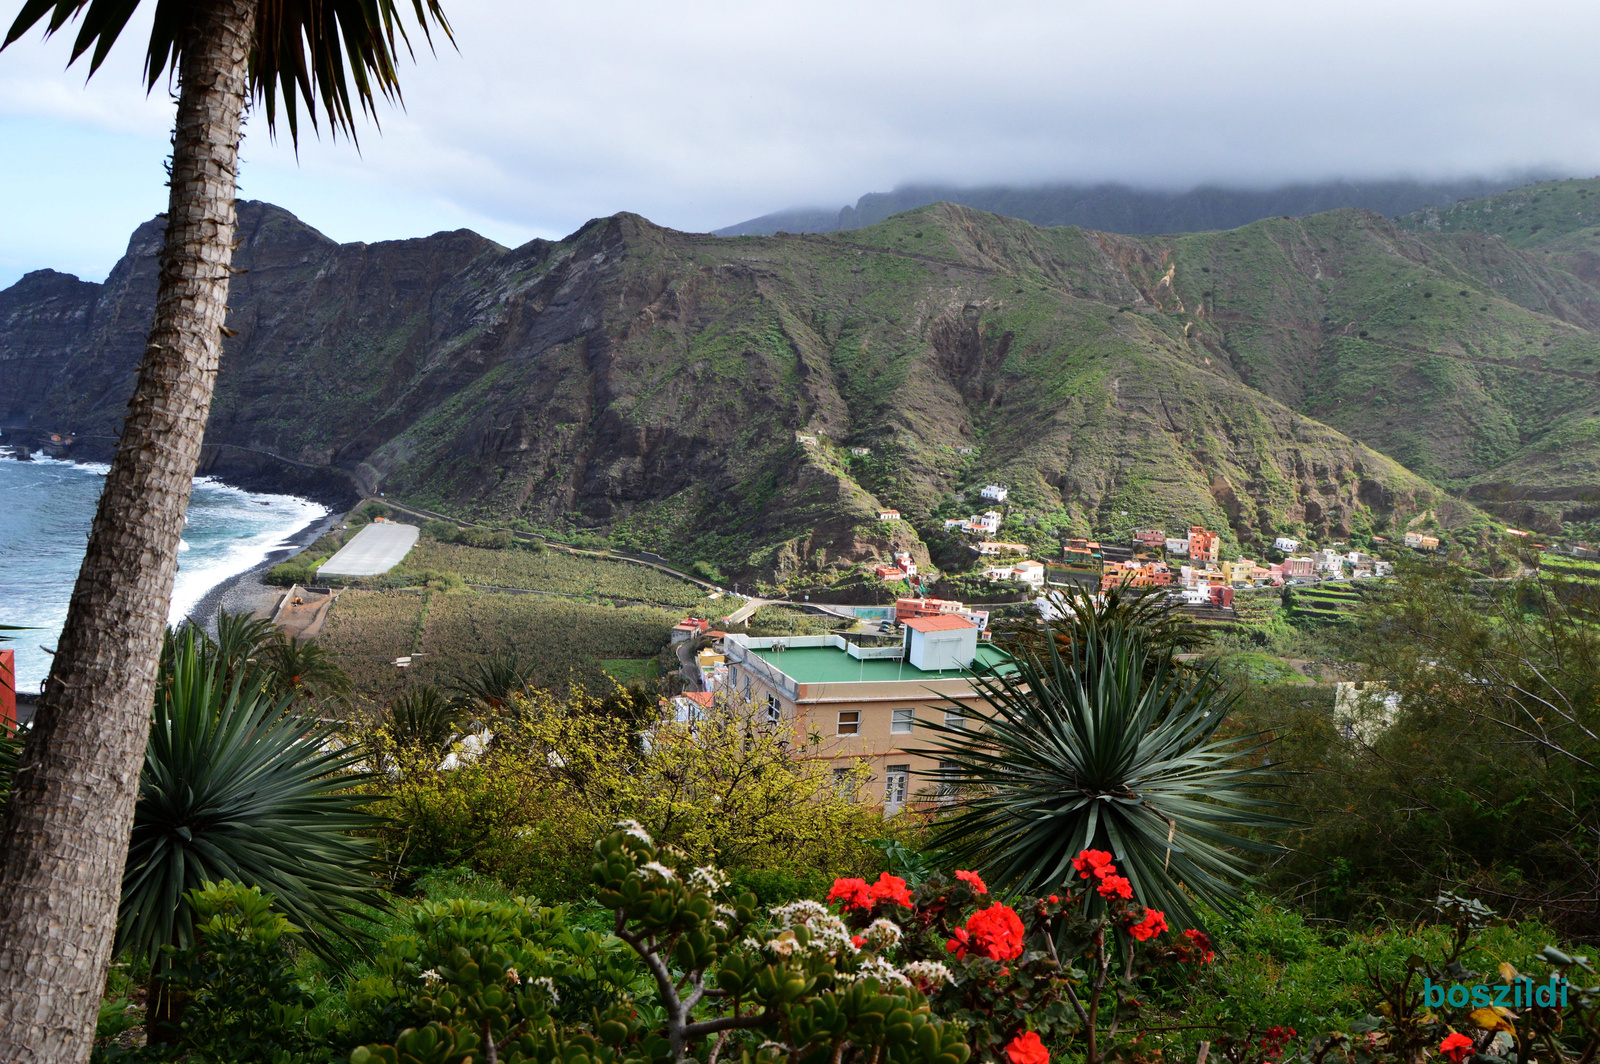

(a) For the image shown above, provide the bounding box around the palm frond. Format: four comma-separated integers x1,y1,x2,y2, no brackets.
3,0,452,143
921,625,1291,930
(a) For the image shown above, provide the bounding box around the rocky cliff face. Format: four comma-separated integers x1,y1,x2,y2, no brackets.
12,193,1590,583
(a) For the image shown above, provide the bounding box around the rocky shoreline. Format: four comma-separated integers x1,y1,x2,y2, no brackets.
183,511,342,633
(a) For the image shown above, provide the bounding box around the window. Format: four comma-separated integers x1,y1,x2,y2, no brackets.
943,709,967,730
936,760,962,803
834,767,857,800
884,765,909,808
891,708,915,734
765,693,782,724
837,710,860,736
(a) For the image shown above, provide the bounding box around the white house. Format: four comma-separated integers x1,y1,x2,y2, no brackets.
1273,537,1301,552
1165,538,1190,556
876,509,900,521
1314,548,1345,573
984,560,1045,588
980,484,1009,503
976,510,1002,534
1373,559,1394,577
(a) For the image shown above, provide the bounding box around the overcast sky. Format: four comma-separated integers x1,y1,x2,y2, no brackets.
3,0,1599,288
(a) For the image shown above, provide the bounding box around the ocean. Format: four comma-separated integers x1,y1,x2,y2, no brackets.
0,456,327,695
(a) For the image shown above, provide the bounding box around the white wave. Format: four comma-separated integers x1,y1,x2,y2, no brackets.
166,490,328,623
178,539,190,552
0,453,111,476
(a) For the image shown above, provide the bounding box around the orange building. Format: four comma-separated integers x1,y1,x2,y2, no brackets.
1187,526,1220,564
894,597,965,620
1101,560,1172,591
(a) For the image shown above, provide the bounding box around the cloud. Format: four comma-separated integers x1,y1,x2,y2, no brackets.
4,0,1600,285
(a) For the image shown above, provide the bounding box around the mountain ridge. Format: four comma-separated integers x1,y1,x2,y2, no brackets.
716,176,1548,238
6,186,1598,586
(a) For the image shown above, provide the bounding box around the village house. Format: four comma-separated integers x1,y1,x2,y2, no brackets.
1404,531,1442,551
876,509,900,521
851,447,872,456
983,559,1045,588
1101,559,1172,591
1060,538,1103,568
875,552,918,581
980,484,1009,502
721,621,1011,812
942,510,1003,536
671,617,711,644
1133,528,1166,550
1273,536,1301,553
1282,556,1314,579
1373,559,1394,576
1187,526,1221,564
1164,537,1190,556
894,596,965,620
1220,558,1257,586
1314,548,1345,574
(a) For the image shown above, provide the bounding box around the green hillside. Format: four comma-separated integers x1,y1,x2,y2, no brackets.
11,185,1600,586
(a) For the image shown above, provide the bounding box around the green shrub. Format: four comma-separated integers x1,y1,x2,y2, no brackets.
141,882,324,1062
265,558,320,587
690,560,724,583
419,519,461,543
459,527,513,550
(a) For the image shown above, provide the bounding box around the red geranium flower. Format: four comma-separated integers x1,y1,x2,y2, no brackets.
1128,908,1168,941
1260,1027,1297,1061
1181,928,1215,963
1048,895,1059,904
1006,1031,1049,1064
1439,1034,1474,1064
948,903,1025,961
870,872,913,908
955,869,988,894
1097,874,1134,900
1072,849,1116,879
827,877,872,911
851,934,865,948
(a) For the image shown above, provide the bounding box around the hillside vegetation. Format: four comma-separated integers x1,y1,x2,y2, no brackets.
9,180,1600,584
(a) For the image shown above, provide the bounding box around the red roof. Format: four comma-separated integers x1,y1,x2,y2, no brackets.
680,691,714,707
902,614,976,633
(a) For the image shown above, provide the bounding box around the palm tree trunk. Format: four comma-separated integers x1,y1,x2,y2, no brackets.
0,1,259,1059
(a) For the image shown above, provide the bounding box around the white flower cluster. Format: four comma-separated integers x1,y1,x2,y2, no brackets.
803,915,857,957
902,961,954,988
769,899,829,928
861,918,903,951
533,975,559,1004
420,968,443,987
639,861,676,882
506,967,521,984
764,930,800,958
751,908,857,960
617,819,653,845
847,955,911,987
689,866,728,893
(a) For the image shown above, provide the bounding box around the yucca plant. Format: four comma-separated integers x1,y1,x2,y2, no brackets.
386,685,458,753
1002,582,1207,671
121,629,386,973
449,650,534,716
922,624,1289,930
